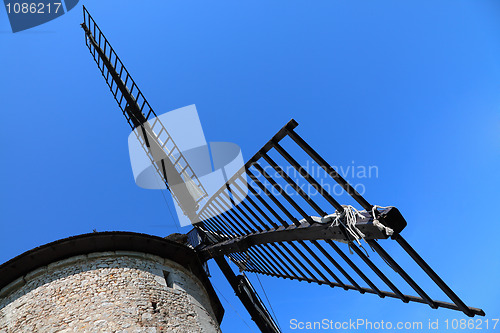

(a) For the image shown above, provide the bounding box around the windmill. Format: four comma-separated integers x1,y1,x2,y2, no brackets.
81,6,484,332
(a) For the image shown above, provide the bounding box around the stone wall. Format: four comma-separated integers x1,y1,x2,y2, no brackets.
0,251,221,333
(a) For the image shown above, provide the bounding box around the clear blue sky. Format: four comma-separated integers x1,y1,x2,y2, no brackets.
1,1,499,332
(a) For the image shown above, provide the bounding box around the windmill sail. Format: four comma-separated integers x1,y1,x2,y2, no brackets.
192,119,484,318
81,6,207,220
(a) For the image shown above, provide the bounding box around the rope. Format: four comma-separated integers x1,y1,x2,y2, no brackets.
311,205,395,255
212,284,256,332
160,189,181,233
151,159,181,233
322,205,366,246
252,272,282,332
371,205,394,237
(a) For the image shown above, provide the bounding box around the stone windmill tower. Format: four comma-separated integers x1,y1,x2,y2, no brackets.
0,232,224,332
